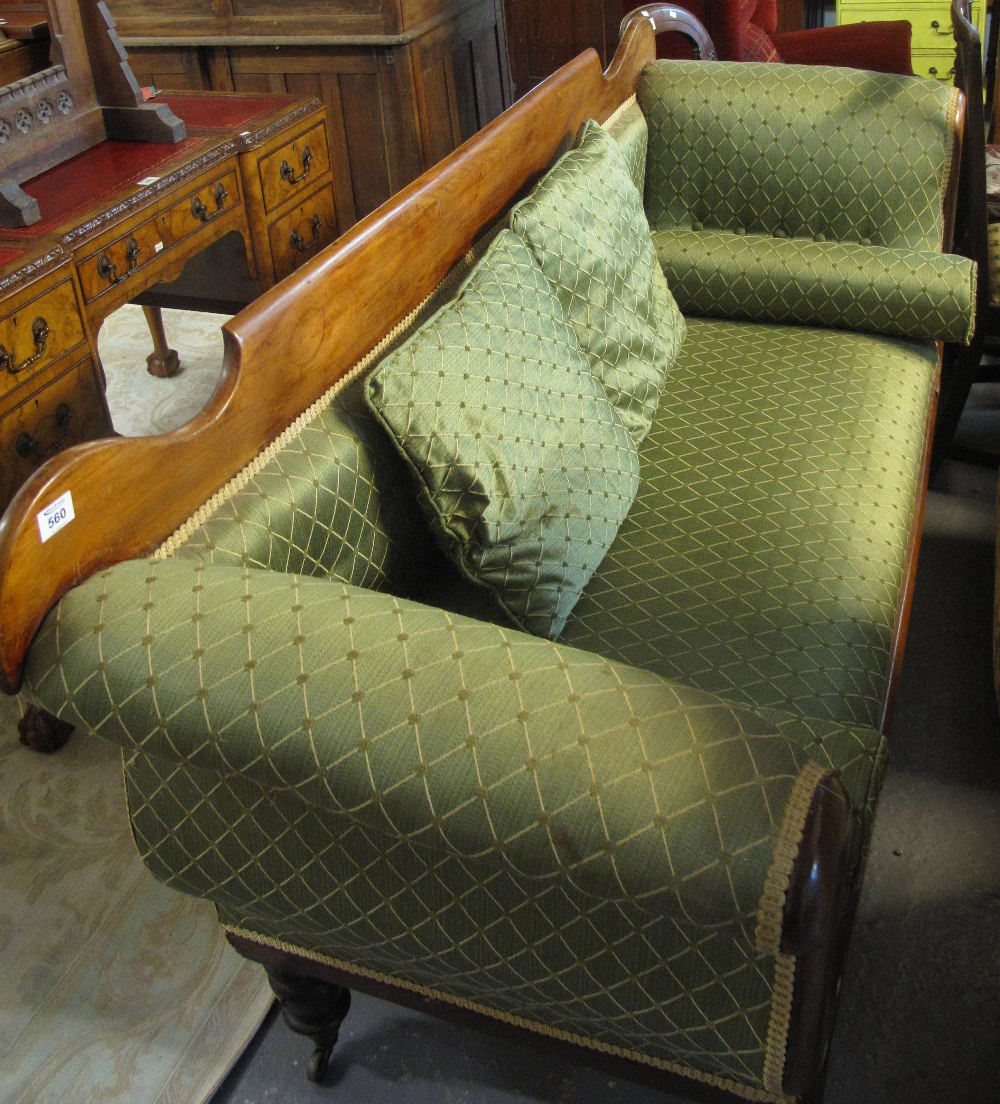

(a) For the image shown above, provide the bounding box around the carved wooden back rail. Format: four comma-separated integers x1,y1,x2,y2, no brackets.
0,16,659,693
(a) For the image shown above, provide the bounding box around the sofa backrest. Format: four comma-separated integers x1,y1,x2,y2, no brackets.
159,98,653,596
640,60,960,251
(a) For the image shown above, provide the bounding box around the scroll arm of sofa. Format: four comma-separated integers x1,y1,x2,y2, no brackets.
23,557,847,944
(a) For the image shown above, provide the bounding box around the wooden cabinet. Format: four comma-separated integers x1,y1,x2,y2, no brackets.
0,93,332,509
104,0,513,234
837,0,984,83
0,247,112,507
503,0,620,98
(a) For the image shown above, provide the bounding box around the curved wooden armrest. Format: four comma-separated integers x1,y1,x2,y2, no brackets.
780,772,853,1096
620,5,718,61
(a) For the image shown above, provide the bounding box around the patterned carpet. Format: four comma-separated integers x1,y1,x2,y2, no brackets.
0,307,273,1104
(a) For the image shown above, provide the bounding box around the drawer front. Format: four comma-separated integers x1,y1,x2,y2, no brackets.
838,4,982,53
0,354,112,511
258,122,332,216
911,50,957,83
77,167,243,305
0,277,87,399
268,185,337,282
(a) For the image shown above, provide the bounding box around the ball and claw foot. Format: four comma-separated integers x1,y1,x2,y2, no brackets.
146,347,180,378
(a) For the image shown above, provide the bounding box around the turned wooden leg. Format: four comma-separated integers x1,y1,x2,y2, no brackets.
17,704,73,752
142,306,180,378
263,965,352,1083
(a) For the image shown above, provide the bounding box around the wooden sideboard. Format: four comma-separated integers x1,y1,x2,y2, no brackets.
104,0,513,235
0,90,333,510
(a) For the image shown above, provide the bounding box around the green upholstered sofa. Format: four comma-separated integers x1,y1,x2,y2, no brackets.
0,8,974,1103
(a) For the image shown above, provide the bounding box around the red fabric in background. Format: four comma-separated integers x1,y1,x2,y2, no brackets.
619,2,913,73
773,22,913,74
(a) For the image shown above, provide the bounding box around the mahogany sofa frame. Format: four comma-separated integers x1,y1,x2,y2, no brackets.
0,7,965,1100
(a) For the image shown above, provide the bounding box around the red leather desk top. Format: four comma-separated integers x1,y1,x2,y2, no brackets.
152,91,292,132
0,136,216,240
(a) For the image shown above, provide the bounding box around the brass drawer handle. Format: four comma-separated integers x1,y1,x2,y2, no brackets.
16,402,72,459
280,146,314,186
289,214,322,253
929,20,951,35
97,237,141,286
927,65,955,80
191,182,229,223
0,315,50,374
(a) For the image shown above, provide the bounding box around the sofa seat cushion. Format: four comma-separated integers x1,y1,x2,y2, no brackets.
365,229,639,639
509,119,685,447
558,316,938,729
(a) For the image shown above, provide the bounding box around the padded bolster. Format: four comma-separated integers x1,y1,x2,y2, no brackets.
654,228,976,344
25,557,831,936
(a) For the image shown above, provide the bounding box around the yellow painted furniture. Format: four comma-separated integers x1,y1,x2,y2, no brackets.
837,0,983,81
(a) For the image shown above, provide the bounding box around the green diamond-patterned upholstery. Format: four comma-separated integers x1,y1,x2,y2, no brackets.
639,61,959,252
23,557,825,929
602,98,648,194
652,229,975,343
559,316,937,729
9,49,961,1104
165,377,435,594
509,119,684,447
20,555,865,1095
365,230,639,640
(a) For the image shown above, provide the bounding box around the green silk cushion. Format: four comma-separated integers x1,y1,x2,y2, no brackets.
509,119,684,447
364,229,639,639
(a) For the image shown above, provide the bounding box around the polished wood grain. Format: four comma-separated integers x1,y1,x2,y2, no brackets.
0,272,85,394
504,0,622,97
0,18,654,695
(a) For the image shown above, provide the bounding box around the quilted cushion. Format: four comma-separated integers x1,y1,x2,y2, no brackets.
509,119,685,447
364,229,639,639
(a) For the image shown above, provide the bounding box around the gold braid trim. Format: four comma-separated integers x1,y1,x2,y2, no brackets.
754,760,831,957
152,231,498,562
600,94,638,129
226,924,792,1104
763,952,798,1099
754,759,833,1097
